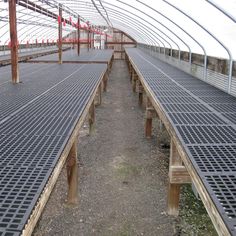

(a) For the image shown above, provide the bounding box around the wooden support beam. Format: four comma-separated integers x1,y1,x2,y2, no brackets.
9,0,19,84
58,4,62,64
138,80,144,107
145,97,157,138
103,72,108,92
66,140,78,205
167,139,191,216
95,83,102,106
105,34,108,49
99,35,102,50
89,101,95,135
132,72,138,93
77,17,80,56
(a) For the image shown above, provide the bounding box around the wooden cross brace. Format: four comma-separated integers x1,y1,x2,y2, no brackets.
167,139,191,216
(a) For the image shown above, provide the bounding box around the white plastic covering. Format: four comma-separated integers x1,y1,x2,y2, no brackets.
1,0,236,59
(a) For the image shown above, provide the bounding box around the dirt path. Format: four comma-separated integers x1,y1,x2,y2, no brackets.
33,60,177,236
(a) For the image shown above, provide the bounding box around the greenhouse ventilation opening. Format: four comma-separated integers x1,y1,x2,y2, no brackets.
0,0,236,235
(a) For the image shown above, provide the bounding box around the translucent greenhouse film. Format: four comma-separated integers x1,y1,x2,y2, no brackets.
1,0,236,59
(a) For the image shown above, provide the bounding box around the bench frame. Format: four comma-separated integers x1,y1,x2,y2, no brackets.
22,66,110,236
126,52,230,236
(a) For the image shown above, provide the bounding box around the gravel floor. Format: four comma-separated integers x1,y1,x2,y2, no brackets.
33,59,216,236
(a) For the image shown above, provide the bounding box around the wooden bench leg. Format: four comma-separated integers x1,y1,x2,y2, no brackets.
130,68,133,82
66,141,78,205
89,100,95,135
137,80,144,107
167,140,191,216
103,72,108,92
95,83,102,106
145,97,156,138
132,73,138,93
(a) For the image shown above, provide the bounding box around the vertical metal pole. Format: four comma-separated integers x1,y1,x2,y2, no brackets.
9,0,19,84
87,27,90,51
105,34,108,49
77,17,80,55
58,3,62,64
99,34,102,49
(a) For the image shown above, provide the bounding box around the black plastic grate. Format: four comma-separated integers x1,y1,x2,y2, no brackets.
221,113,236,124
168,113,225,125
200,96,236,104
204,174,236,231
126,48,236,235
0,135,67,168
153,90,190,97
158,96,199,104
210,104,236,113
187,145,236,172
30,49,113,62
0,166,52,231
163,103,211,113
176,125,236,144
0,230,20,236
0,63,107,233
191,90,228,97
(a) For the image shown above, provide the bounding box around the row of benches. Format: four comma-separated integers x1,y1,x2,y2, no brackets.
125,48,236,236
0,50,113,235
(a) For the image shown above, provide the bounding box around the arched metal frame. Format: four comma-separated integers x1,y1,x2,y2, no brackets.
163,0,233,93
0,0,234,93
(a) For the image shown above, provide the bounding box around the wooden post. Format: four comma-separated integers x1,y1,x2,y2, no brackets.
145,97,156,138
103,72,108,92
95,83,102,106
105,34,108,49
138,80,144,107
167,139,191,215
58,4,62,64
132,72,138,93
89,101,95,135
77,17,80,55
66,141,78,204
8,0,19,84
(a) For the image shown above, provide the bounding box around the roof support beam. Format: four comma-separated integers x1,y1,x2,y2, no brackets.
9,0,19,84
58,4,62,64
77,17,80,55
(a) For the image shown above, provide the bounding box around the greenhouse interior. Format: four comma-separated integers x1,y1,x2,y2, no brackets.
0,0,236,235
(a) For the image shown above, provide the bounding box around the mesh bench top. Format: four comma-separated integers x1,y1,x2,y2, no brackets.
29,49,114,62
126,48,236,235
0,63,107,235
